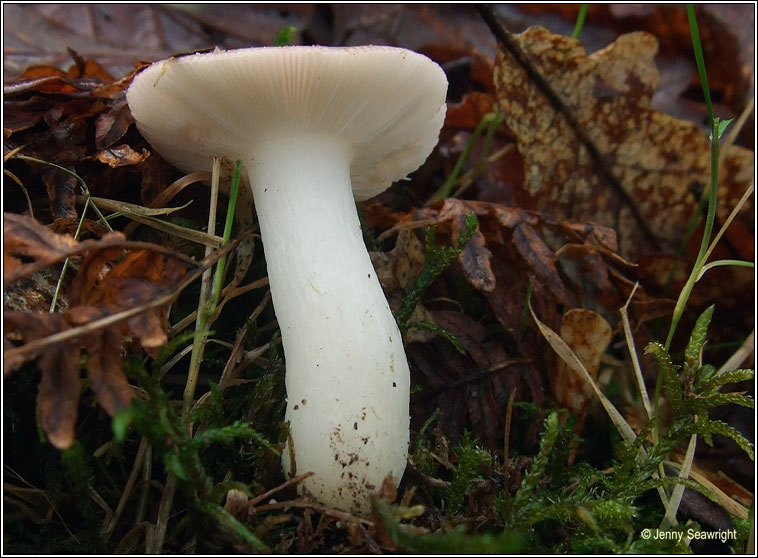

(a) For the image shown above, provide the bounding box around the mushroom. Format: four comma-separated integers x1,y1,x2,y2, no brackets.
126,45,447,515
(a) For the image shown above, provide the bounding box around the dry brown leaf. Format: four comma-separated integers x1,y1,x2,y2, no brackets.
445,92,496,130
38,336,82,449
493,26,754,256
365,197,641,339
551,308,613,419
425,198,579,307
438,200,496,292
4,213,197,448
95,144,150,167
42,169,78,221
3,212,80,282
94,99,134,149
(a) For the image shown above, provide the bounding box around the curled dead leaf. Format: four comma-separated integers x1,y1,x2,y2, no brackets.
3,212,80,283
4,213,197,448
95,99,134,149
95,144,150,167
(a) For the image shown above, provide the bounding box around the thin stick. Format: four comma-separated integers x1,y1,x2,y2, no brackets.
718,96,754,168
4,169,34,217
182,157,222,420
660,432,697,529
147,475,177,554
50,196,93,312
14,154,112,230
717,330,755,375
502,389,516,523
135,445,153,525
103,437,150,540
619,282,654,420
250,495,372,526
248,472,314,508
698,181,754,275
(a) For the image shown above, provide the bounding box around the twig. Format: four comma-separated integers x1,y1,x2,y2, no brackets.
717,330,755,375
147,475,177,554
248,472,314,508
103,437,150,540
250,494,373,526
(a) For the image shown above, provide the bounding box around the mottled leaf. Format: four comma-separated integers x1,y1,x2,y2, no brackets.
493,26,753,256
551,309,613,417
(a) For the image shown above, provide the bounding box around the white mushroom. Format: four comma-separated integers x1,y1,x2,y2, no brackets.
126,45,447,515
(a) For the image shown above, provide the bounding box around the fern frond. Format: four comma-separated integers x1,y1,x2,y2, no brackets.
645,342,684,413
684,305,714,379
698,368,754,392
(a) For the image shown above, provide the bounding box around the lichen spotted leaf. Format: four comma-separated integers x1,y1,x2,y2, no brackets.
494,26,753,256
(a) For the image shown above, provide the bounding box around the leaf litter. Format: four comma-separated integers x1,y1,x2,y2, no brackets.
4,213,198,448
2,4,754,554
493,26,753,257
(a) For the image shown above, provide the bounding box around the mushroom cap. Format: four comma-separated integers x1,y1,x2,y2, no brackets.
126,45,448,200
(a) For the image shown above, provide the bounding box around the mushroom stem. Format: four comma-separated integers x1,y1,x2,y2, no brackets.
248,132,410,515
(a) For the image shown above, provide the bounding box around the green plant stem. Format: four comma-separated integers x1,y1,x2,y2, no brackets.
663,136,719,350
697,259,754,280
182,158,222,420
452,113,506,199
181,160,242,420
274,24,297,46
428,113,502,203
700,180,755,270
571,5,589,38
653,7,725,524
687,6,714,124
208,160,242,316
665,6,721,351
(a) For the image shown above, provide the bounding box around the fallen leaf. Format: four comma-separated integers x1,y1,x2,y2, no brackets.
95,99,134,149
3,211,80,282
38,335,82,449
69,308,136,416
551,309,613,420
95,144,150,167
42,168,78,221
444,91,496,130
404,308,532,451
4,213,197,448
438,200,496,292
493,26,754,256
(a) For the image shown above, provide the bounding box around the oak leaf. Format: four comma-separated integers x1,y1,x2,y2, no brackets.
493,26,753,256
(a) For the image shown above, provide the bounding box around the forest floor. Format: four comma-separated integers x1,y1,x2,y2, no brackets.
3,4,755,554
